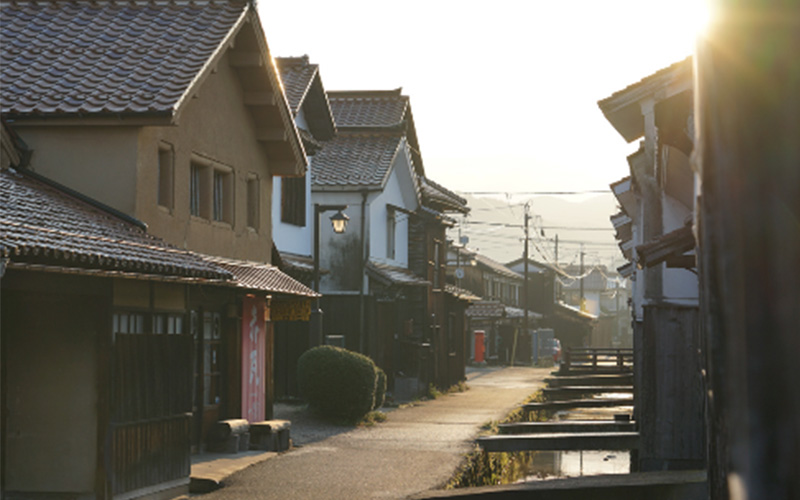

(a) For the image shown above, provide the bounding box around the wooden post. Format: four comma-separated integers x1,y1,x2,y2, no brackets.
696,1,800,497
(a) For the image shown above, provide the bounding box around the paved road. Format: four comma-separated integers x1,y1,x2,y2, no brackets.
194,366,550,500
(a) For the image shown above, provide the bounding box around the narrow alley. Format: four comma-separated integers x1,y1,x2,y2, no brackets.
193,366,550,500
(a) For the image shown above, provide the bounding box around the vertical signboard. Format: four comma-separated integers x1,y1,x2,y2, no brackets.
241,296,266,422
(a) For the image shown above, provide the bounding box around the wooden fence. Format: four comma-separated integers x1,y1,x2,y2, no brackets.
562,347,633,373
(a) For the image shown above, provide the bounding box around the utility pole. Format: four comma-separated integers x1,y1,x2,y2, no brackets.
554,234,559,303
512,203,530,367
579,243,585,312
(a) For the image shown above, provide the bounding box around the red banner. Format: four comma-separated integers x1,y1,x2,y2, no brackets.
241,296,266,422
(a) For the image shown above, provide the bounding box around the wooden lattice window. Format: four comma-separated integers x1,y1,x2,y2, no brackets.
281,176,305,226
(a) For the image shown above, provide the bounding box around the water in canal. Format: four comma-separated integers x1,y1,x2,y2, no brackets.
519,450,630,482
518,401,633,483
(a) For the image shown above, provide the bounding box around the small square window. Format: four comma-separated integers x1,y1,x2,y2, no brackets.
247,176,259,229
158,144,174,209
213,169,233,224
281,176,306,226
387,208,396,260
190,162,208,218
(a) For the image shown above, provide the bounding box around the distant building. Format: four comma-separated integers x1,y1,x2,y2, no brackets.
310,88,470,394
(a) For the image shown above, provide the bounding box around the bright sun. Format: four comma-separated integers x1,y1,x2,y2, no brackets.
654,0,715,56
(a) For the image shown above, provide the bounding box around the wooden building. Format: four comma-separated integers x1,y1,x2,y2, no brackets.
600,58,704,472
310,89,470,394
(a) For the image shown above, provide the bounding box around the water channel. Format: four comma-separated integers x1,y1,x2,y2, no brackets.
516,396,634,483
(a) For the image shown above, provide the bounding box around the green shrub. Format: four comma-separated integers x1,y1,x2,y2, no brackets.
297,345,379,421
373,367,387,410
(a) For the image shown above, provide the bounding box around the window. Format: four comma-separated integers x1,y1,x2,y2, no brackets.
190,156,233,223
112,309,192,422
190,162,206,218
387,208,396,260
213,169,233,224
153,313,184,334
433,241,441,289
158,143,174,209
202,311,222,406
113,312,145,336
247,176,259,229
281,176,305,226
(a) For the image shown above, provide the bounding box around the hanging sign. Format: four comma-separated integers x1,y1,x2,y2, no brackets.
271,299,312,321
241,296,266,422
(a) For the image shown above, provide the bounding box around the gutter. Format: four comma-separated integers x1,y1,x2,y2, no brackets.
358,190,368,354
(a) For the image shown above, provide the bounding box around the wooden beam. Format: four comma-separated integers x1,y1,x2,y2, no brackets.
523,397,634,412
545,373,633,387
229,52,263,68
255,128,287,142
267,159,303,177
244,91,276,107
478,432,639,452
543,386,634,399
498,421,636,435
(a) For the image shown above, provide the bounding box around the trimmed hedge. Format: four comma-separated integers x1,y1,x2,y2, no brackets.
297,345,381,420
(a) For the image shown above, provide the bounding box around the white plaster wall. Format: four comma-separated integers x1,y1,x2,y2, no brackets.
663,266,699,305
271,108,321,257
662,193,698,304
368,146,418,267
294,108,310,132
271,163,313,257
313,190,365,293
662,193,692,233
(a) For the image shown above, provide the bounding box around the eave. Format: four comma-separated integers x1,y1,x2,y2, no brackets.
174,7,306,176
636,225,696,269
598,57,692,143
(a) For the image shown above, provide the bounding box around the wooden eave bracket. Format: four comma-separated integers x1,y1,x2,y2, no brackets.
229,51,264,68
244,91,276,107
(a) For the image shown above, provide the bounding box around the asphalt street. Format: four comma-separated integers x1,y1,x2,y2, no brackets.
193,365,550,500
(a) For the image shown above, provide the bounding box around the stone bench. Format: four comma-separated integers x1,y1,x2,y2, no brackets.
207,419,250,454
249,420,291,452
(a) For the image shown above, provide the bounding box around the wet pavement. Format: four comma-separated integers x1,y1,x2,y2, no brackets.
190,366,550,500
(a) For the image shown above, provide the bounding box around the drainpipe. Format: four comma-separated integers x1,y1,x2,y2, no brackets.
358,191,368,354
1,256,7,495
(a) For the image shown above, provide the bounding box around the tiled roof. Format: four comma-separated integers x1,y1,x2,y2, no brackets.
0,0,246,118
367,260,429,287
636,225,695,269
475,253,523,280
617,262,634,278
275,56,318,114
328,90,408,128
206,256,319,297
420,177,469,214
504,306,543,320
311,133,403,188
445,283,481,302
599,57,692,112
276,251,315,274
555,301,598,321
1,168,228,279
275,55,336,144
465,300,505,319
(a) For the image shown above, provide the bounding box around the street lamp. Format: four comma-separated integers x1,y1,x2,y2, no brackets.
311,204,349,347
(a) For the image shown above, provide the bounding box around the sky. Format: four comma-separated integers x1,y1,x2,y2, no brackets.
257,1,708,268
258,0,706,197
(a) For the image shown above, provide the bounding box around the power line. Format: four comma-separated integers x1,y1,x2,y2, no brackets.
461,220,614,231
459,190,612,196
